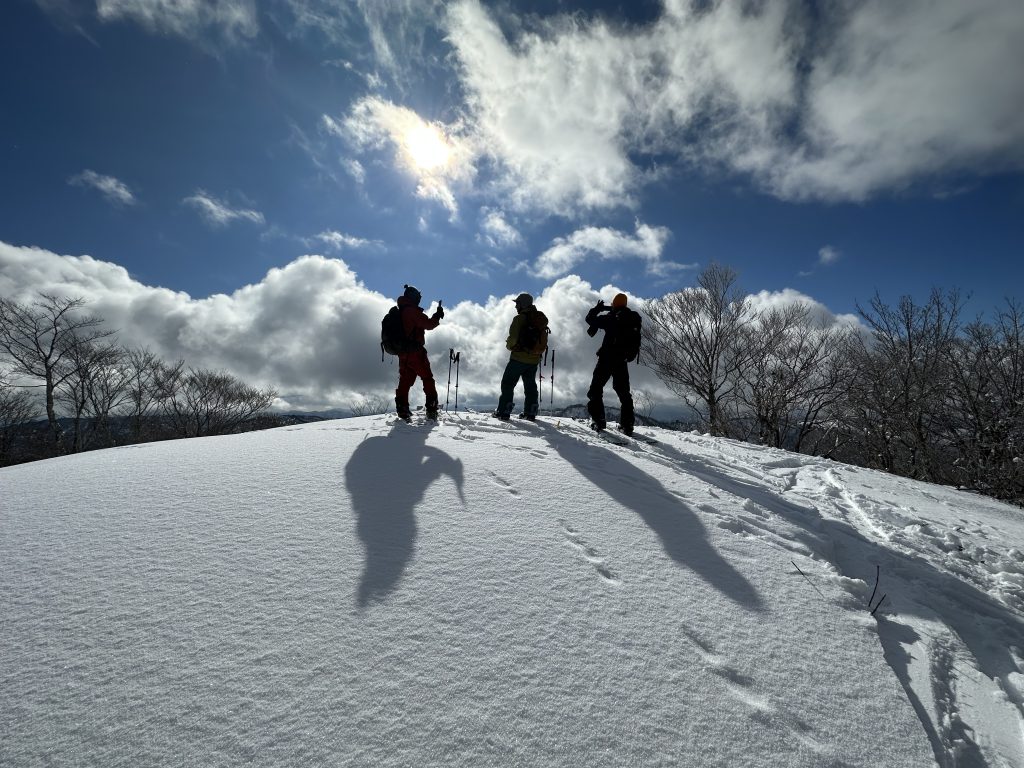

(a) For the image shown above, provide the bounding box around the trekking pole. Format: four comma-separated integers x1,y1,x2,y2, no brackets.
541,349,548,414
453,351,461,411
446,348,454,411
550,348,555,405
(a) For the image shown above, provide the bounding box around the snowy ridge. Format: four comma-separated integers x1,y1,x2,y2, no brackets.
2,412,1023,767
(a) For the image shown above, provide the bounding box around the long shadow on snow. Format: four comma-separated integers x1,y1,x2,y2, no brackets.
542,425,765,612
344,422,464,608
651,439,1022,766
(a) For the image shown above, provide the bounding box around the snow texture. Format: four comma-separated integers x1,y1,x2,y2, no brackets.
2,413,1023,767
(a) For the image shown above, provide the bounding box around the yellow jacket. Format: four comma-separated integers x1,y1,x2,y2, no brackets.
506,311,544,365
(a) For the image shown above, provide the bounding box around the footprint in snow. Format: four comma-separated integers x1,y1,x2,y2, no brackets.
485,470,519,496
559,520,621,585
680,624,822,751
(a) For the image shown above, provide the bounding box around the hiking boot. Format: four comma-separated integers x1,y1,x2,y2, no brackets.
591,422,606,432
493,412,511,421
621,425,633,436
518,413,537,421
425,408,439,420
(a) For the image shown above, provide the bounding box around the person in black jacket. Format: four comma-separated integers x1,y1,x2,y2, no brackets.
585,292,637,435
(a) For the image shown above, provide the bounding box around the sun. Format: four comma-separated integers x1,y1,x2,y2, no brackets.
403,123,451,172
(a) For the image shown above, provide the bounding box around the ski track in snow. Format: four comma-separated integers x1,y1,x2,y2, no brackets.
2,411,1023,767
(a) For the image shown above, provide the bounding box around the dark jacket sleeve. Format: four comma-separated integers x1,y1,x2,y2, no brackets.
586,306,614,329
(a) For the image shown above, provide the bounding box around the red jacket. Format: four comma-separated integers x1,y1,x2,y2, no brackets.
397,294,440,347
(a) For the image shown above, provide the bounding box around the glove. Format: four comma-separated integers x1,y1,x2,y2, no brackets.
433,306,445,320
596,299,605,308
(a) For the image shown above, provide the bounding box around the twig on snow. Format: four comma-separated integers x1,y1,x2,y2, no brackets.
791,560,827,600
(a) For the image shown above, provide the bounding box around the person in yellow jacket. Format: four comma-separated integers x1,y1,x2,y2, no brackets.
494,292,548,421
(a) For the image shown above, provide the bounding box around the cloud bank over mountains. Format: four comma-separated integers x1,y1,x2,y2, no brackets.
0,241,854,414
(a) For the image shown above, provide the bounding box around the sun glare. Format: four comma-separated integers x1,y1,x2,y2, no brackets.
404,124,451,171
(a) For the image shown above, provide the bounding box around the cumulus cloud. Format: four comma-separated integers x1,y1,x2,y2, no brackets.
441,0,1024,209
182,191,265,227
0,239,698,414
339,97,477,219
746,288,859,327
67,170,137,207
95,0,258,42
533,221,683,280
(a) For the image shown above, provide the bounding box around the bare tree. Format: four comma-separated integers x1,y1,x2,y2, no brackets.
642,263,756,436
157,367,277,438
120,348,166,441
737,304,856,452
56,341,128,452
0,295,115,450
842,289,964,480
350,393,392,417
632,390,656,423
0,371,38,465
943,300,1024,500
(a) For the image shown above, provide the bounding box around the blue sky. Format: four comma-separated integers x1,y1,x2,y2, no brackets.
2,0,1023,411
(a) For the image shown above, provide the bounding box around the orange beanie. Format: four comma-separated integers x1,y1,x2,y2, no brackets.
612,293,628,308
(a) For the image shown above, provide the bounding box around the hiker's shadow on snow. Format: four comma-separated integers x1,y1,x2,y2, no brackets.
543,427,765,612
344,422,464,609
652,439,1024,743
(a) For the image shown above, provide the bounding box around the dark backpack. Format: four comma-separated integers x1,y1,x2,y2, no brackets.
612,308,642,362
516,309,550,355
381,305,419,356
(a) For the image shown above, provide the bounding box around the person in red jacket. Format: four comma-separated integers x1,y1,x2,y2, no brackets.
395,285,443,420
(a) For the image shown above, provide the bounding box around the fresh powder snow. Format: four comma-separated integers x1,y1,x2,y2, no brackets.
2,412,1023,767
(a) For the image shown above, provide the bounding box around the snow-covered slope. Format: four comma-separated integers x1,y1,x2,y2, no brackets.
2,413,1023,767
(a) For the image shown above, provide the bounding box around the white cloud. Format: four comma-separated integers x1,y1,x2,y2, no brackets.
477,209,522,249
747,288,860,329
68,170,137,206
182,191,265,228
343,158,366,185
446,0,641,216
818,246,840,266
95,0,258,42
0,240,692,413
338,97,477,219
314,230,379,251
441,0,1024,208
768,0,1024,200
459,265,489,279
533,221,682,280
